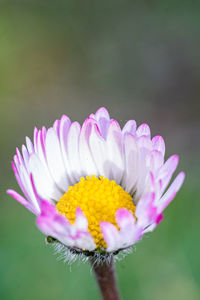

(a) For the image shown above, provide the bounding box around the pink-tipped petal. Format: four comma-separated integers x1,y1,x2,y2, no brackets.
136,123,151,138
7,189,37,215
79,118,98,176
33,127,39,152
36,201,72,245
45,128,69,192
116,208,135,229
89,123,108,176
94,107,110,139
66,121,82,182
59,115,72,183
157,154,179,195
122,120,137,136
122,133,138,193
101,209,143,252
26,136,34,154
29,153,62,201
21,145,29,169
16,162,40,213
146,150,164,173
157,172,185,213
156,213,164,225
152,135,165,157
116,208,143,248
74,207,88,231
136,192,158,228
100,221,121,252
53,119,61,136
106,120,124,184
16,147,24,167
36,201,96,251
143,213,164,233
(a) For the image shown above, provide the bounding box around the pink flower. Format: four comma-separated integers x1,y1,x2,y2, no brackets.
7,107,185,259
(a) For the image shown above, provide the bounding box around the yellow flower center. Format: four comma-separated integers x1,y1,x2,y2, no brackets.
56,175,136,249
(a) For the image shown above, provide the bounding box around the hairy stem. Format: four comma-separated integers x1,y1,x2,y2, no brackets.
90,257,120,300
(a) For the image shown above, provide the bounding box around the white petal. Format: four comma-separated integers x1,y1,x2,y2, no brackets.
18,164,40,213
29,153,62,201
106,120,124,184
136,123,151,138
79,118,98,176
26,136,34,154
21,145,30,169
152,135,165,157
156,154,179,196
94,107,110,139
100,221,121,252
116,209,142,248
89,123,108,176
45,128,69,192
122,133,138,193
59,115,74,184
122,120,137,135
146,150,164,174
157,172,185,213
67,122,83,181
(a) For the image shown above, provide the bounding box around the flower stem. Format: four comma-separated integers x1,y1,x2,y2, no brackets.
90,257,120,300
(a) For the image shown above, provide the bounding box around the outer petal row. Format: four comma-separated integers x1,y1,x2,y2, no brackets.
100,209,142,252
36,200,96,251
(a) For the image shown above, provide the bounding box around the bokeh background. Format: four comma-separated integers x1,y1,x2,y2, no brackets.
0,1,200,299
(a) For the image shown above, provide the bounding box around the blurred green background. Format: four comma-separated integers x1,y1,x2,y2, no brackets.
0,1,200,299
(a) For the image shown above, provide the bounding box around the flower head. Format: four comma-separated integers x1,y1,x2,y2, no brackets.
7,107,185,261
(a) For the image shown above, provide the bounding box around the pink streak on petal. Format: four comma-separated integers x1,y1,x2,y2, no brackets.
14,153,20,166
7,189,28,206
30,173,42,208
11,161,33,205
94,107,111,139
158,154,179,193
33,127,39,152
158,172,185,213
115,208,135,229
136,192,160,228
39,199,56,217
115,208,143,248
53,119,60,136
36,200,96,250
81,117,96,142
26,136,34,154
7,189,37,214
39,128,46,158
156,213,164,225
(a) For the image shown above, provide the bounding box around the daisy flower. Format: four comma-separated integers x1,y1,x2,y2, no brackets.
7,107,185,260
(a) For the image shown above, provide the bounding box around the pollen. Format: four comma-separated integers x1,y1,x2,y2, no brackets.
56,175,136,249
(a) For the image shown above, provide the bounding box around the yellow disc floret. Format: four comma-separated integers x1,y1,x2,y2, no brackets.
56,175,136,249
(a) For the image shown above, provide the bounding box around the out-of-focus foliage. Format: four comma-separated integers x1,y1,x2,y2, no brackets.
0,1,200,299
